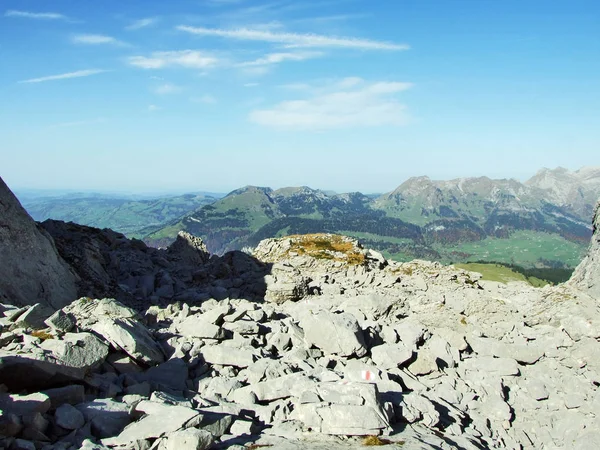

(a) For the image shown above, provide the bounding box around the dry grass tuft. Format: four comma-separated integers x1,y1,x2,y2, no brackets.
286,234,366,266
362,435,405,446
31,330,54,340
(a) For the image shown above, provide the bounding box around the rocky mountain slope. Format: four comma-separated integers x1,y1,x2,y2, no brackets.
0,177,78,309
146,168,599,270
1,176,599,449
526,166,600,219
569,200,600,298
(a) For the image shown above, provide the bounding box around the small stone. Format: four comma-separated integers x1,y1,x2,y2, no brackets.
164,428,214,450
44,310,75,332
55,403,85,430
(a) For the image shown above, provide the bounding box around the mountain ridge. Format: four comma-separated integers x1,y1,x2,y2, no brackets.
144,167,599,269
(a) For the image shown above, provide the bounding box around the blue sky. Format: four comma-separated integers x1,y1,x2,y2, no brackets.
1,0,599,194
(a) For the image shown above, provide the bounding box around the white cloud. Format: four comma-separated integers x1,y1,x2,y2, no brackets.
191,95,217,104
19,69,107,84
153,83,183,95
293,14,369,24
249,78,413,130
4,10,67,20
126,17,159,30
244,83,259,87
176,25,408,51
128,50,220,69
148,104,161,112
72,34,128,46
238,51,323,67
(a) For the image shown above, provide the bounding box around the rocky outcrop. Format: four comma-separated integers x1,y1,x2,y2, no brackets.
2,236,600,449
569,199,600,298
0,177,78,309
41,220,268,309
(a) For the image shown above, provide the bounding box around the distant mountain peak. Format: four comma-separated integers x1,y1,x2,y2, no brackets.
226,186,273,197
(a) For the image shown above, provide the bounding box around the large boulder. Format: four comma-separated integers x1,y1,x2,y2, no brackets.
569,199,600,298
0,177,78,309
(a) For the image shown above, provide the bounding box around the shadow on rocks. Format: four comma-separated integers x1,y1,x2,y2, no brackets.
41,221,273,313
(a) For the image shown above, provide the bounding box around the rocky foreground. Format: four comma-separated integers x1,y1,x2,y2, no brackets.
1,176,600,450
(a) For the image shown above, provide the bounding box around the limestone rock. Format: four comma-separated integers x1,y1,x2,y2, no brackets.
200,344,257,368
166,231,210,266
569,199,600,298
40,332,109,370
54,403,85,430
102,400,200,446
370,343,413,370
302,311,367,357
91,318,164,366
162,428,214,450
0,176,78,309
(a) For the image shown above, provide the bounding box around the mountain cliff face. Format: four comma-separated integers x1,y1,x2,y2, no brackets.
569,199,600,297
526,166,600,219
0,177,78,309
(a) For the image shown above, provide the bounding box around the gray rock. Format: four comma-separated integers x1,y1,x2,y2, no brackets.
16,303,55,329
91,318,165,366
302,311,367,357
229,419,260,436
462,356,521,376
55,404,85,430
200,344,257,368
408,349,438,376
569,199,600,298
370,343,413,370
167,231,210,266
40,332,109,370
177,315,225,340
198,411,233,437
143,358,189,391
102,400,200,446
0,413,22,437
44,309,75,332
0,351,87,391
9,439,36,450
41,385,85,409
0,392,50,416
163,428,214,450
76,399,131,439
0,176,79,309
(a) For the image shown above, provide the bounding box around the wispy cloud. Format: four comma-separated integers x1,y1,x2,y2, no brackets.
148,104,161,112
244,82,259,87
72,34,128,46
191,95,217,104
249,78,413,130
18,69,107,84
125,17,159,31
4,10,67,20
153,83,183,95
128,50,220,69
238,51,324,67
176,25,408,50
293,13,370,24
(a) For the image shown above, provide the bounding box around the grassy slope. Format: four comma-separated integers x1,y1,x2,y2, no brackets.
455,263,548,287
441,230,585,268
